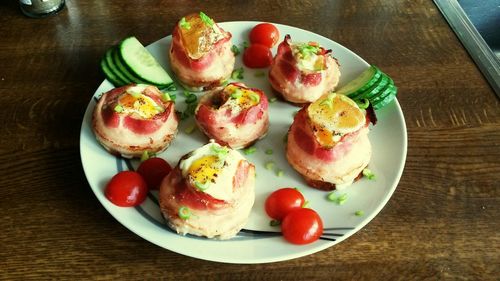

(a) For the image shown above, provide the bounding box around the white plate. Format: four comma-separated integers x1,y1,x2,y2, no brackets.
80,21,407,264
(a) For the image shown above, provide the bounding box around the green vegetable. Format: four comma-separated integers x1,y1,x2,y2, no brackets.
297,43,320,58
179,17,191,30
199,12,214,27
169,93,176,101
231,67,244,80
327,192,348,205
269,97,277,103
114,104,124,113
178,206,191,220
231,45,240,56
194,181,210,191
254,71,266,77
356,98,370,109
276,169,284,177
265,161,275,170
355,210,365,216
302,200,310,208
231,89,243,99
243,146,256,155
241,41,249,49
270,220,281,226
161,92,171,102
363,168,376,180
265,149,273,155
185,93,197,104
184,124,196,134
249,92,260,103
140,151,150,162
211,144,229,156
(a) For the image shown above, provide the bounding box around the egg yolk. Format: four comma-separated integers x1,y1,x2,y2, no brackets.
224,84,260,111
188,155,223,185
117,93,163,119
178,13,225,59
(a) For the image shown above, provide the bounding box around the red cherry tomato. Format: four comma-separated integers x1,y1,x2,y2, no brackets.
281,208,323,245
249,23,280,48
136,157,172,190
243,44,273,68
265,187,305,220
105,171,148,207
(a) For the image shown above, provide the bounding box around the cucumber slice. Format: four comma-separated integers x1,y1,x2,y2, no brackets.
112,48,149,84
118,36,174,87
351,74,391,101
104,48,132,85
372,84,397,110
339,65,382,97
100,56,125,86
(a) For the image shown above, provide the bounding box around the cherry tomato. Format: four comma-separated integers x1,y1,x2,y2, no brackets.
136,157,172,190
105,171,148,207
265,187,305,220
281,208,323,245
249,23,280,48
243,44,273,68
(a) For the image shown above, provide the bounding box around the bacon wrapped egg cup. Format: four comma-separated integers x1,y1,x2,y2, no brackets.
159,141,255,239
195,83,269,149
169,12,235,91
92,84,178,158
269,35,341,105
286,93,375,191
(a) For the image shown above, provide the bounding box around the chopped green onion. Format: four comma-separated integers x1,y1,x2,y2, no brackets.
184,124,196,134
166,84,177,91
127,89,141,98
140,151,150,162
243,146,256,155
183,90,192,97
231,67,244,80
337,193,348,205
221,79,229,87
265,149,273,155
194,181,210,191
231,45,240,56
356,98,370,109
320,98,333,109
327,192,348,205
269,97,277,103
327,192,337,202
199,11,214,27
363,168,375,180
241,41,249,49
154,105,165,113
185,94,197,104
276,169,284,177
265,161,275,170
211,144,229,156
355,210,364,216
169,93,177,101
270,220,281,226
254,71,266,77
113,104,124,113
298,43,320,58
302,200,310,208
230,89,243,99
161,92,171,102
178,206,191,220
249,92,260,103
179,17,191,30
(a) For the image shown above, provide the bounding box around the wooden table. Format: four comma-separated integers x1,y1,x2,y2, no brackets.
1,0,498,279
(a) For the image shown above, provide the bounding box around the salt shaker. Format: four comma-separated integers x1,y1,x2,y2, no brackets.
19,0,66,18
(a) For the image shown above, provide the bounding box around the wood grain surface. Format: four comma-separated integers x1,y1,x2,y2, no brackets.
0,0,498,280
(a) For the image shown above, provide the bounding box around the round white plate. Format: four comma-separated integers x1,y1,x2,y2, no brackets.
80,21,407,264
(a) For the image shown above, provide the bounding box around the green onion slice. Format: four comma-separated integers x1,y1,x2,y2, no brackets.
194,181,210,191
276,169,284,177
355,210,365,216
230,89,243,99
249,92,260,103
243,146,256,155
178,206,191,220
265,161,275,170
113,104,124,113
265,149,273,155
199,12,214,27
231,45,240,56
185,94,197,104
356,98,370,109
161,92,171,102
362,168,376,180
179,17,191,30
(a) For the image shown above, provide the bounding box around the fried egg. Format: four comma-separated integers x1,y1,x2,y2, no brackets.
179,141,245,201
307,93,365,147
113,84,164,119
179,13,226,60
218,84,260,115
